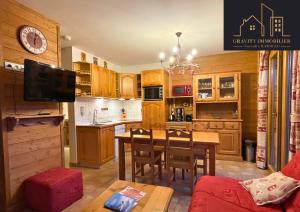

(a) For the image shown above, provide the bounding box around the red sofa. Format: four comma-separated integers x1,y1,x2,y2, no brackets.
189,152,300,212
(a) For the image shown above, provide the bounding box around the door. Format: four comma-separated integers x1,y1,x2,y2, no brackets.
142,102,165,129
216,73,239,101
267,51,283,171
120,74,137,98
217,130,240,156
194,75,216,101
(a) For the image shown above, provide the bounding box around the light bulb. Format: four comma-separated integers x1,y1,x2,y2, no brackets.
172,46,179,54
169,56,175,64
159,52,165,61
191,49,197,56
186,54,193,61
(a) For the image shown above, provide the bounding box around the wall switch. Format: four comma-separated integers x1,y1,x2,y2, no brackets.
4,61,24,72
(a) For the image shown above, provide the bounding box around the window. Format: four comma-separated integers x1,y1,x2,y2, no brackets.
250,25,255,31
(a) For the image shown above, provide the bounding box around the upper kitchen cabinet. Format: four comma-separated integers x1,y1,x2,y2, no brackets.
193,72,240,102
99,66,110,97
109,70,117,98
119,74,137,99
73,62,92,96
216,73,239,101
141,69,164,86
194,74,216,102
91,64,101,96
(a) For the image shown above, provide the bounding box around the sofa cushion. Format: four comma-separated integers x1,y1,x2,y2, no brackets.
282,152,300,180
240,172,300,206
189,176,283,212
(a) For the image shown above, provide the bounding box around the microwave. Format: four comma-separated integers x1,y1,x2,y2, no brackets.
172,85,192,96
143,86,163,101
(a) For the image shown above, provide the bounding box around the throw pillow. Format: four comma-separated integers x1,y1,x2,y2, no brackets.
239,172,300,206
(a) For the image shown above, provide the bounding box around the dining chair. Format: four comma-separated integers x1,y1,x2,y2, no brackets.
166,129,197,194
130,128,162,184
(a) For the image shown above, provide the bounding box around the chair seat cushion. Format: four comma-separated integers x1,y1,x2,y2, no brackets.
189,176,283,212
24,167,83,212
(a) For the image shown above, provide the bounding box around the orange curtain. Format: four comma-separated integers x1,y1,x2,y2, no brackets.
256,51,270,169
289,51,300,159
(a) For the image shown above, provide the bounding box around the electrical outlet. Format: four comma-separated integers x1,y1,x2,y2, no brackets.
4,61,24,72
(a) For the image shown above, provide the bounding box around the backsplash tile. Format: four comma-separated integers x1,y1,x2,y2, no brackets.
75,97,142,125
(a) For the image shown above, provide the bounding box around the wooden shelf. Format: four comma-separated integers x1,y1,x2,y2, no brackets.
6,114,64,131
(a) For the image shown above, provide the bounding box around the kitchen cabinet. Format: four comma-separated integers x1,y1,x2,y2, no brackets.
193,120,242,161
76,126,115,168
193,72,240,102
109,70,117,98
92,64,101,96
193,74,216,101
216,73,239,101
119,74,137,99
100,126,115,164
166,122,192,130
99,67,110,97
142,101,165,129
141,70,164,86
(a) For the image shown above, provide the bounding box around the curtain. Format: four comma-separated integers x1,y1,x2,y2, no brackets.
289,51,300,159
256,51,270,169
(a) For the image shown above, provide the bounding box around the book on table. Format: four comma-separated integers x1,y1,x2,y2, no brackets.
104,186,146,212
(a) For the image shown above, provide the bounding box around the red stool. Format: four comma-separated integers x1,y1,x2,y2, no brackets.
24,167,83,212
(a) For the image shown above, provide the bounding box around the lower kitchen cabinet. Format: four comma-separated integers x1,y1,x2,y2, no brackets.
77,126,115,168
193,120,242,161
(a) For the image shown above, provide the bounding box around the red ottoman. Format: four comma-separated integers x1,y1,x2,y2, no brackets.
24,167,83,212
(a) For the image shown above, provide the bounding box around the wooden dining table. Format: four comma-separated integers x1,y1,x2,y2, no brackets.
115,130,220,180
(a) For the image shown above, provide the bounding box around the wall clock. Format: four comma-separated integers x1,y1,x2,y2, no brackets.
19,26,48,55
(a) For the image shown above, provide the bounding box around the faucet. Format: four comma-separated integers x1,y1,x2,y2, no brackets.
93,109,98,125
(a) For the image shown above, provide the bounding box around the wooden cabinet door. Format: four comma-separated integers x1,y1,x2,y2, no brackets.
217,130,240,156
109,70,117,98
91,64,101,97
119,74,137,98
141,70,163,86
216,73,239,101
99,67,109,97
193,75,216,101
100,126,115,164
142,102,165,129
77,127,100,166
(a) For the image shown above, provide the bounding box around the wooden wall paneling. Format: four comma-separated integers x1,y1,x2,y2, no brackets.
0,0,62,210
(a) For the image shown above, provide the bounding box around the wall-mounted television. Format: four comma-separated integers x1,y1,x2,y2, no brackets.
24,59,76,102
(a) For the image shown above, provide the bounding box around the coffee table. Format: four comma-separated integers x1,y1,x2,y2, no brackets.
82,180,174,212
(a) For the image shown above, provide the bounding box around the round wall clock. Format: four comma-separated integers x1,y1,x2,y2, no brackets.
19,26,48,55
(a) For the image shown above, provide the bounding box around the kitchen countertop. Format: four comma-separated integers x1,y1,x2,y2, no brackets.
76,119,142,128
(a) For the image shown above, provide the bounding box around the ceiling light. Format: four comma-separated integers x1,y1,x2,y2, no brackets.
172,46,179,54
159,52,165,61
158,32,199,74
186,54,193,61
169,56,175,64
191,49,197,56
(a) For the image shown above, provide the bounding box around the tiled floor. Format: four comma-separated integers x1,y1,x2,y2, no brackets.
63,147,270,212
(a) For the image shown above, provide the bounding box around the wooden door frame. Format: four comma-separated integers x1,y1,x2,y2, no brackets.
267,50,283,172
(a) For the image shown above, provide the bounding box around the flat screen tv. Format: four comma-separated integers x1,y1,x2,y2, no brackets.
24,59,76,102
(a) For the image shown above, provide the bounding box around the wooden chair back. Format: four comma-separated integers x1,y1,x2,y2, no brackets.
130,128,154,156
166,129,193,159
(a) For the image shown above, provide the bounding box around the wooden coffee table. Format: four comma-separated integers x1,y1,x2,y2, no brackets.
82,180,174,212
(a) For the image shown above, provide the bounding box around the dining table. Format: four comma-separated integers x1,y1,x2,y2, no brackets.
115,130,220,180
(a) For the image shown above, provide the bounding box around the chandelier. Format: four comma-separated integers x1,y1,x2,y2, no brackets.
159,32,199,74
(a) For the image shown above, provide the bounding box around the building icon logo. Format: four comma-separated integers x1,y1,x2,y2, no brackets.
223,0,300,50
234,3,290,38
